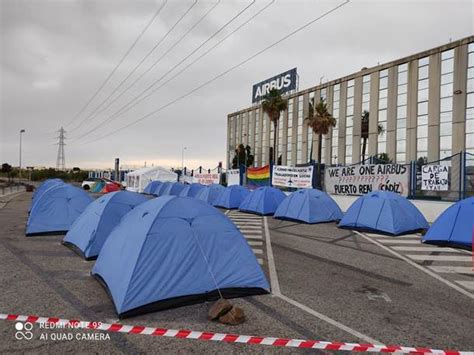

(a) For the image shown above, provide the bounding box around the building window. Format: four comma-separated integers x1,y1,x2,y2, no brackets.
229,116,235,164
466,42,474,155
278,109,284,164
440,49,454,159
319,88,327,163
254,108,262,164
308,91,315,162
395,63,408,163
332,84,340,164
378,69,388,155
242,113,248,146
296,95,304,164
417,56,429,159
248,111,254,148
361,75,371,160
345,79,355,164
287,99,294,165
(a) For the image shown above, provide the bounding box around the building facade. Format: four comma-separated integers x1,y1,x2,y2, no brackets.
227,36,474,168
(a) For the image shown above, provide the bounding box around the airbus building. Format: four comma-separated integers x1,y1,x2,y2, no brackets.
226,36,474,169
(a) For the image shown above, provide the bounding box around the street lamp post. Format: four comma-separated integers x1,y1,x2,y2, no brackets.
19,129,25,181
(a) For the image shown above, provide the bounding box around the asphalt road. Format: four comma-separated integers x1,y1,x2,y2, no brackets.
0,192,473,353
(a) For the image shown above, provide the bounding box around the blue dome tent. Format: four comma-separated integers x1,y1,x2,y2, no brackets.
26,184,93,236
239,186,286,216
214,185,250,209
274,189,343,223
195,184,225,206
153,181,173,196
143,181,162,195
30,178,64,212
63,191,149,260
179,183,205,198
160,182,185,196
92,196,269,317
338,191,429,235
422,197,474,248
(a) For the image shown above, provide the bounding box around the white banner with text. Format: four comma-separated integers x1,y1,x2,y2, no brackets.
272,165,313,188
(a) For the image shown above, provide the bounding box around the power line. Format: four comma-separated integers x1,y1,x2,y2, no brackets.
69,0,197,133
79,0,275,138
87,0,221,124
71,0,256,141
64,0,167,129
81,0,350,145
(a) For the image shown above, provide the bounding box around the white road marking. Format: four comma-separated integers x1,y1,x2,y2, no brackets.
455,281,474,291
257,258,263,265
376,239,422,245
456,281,474,291
366,233,420,239
252,249,263,255
392,246,463,253
247,241,263,246
263,218,379,344
366,291,392,303
428,266,474,274
406,255,472,262
355,231,474,300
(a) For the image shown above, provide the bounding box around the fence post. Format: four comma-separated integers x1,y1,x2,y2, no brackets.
459,151,465,200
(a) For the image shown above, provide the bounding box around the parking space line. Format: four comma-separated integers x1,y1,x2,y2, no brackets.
355,231,474,300
428,266,474,274
247,241,263,246
244,235,263,240
455,281,474,291
406,255,472,262
392,246,463,253
264,218,380,344
375,239,422,244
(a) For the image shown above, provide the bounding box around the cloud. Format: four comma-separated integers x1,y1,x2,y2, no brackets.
1,0,472,170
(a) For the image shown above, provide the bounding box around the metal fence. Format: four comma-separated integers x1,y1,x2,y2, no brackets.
465,152,474,198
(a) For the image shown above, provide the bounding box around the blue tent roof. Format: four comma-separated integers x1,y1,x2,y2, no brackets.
214,185,249,209
26,184,93,236
153,181,173,196
30,178,64,212
179,183,205,197
422,197,474,248
143,181,162,195
160,182,185,196
195,184,225,206
92,196,269,317
63,191,149,259
274,189,343,223
239,186,286,215
338,191,429,235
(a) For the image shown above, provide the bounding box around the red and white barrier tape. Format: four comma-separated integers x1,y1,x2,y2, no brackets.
1,313,472,354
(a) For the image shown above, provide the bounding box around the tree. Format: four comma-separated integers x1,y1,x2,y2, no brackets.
1,163,12,183
306,98,336,165
261,89,287,164
232,144,254,169
361,110,385,163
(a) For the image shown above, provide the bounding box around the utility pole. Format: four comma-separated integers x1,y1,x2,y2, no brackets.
56,127,66,171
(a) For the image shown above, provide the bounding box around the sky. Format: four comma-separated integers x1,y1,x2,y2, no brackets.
1,0,473,170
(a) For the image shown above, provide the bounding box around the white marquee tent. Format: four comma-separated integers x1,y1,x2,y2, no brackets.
125,166,178,193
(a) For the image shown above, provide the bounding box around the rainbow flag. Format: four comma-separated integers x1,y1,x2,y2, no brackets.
247,165,271,189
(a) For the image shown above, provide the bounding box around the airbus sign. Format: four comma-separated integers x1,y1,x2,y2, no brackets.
252,68,297,103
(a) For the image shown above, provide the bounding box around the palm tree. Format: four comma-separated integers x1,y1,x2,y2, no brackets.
361,110,385,163
262,89,288,164
306,98,336,165
306,98,336,188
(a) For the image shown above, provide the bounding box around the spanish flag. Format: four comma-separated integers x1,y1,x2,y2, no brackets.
247,165,271,188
